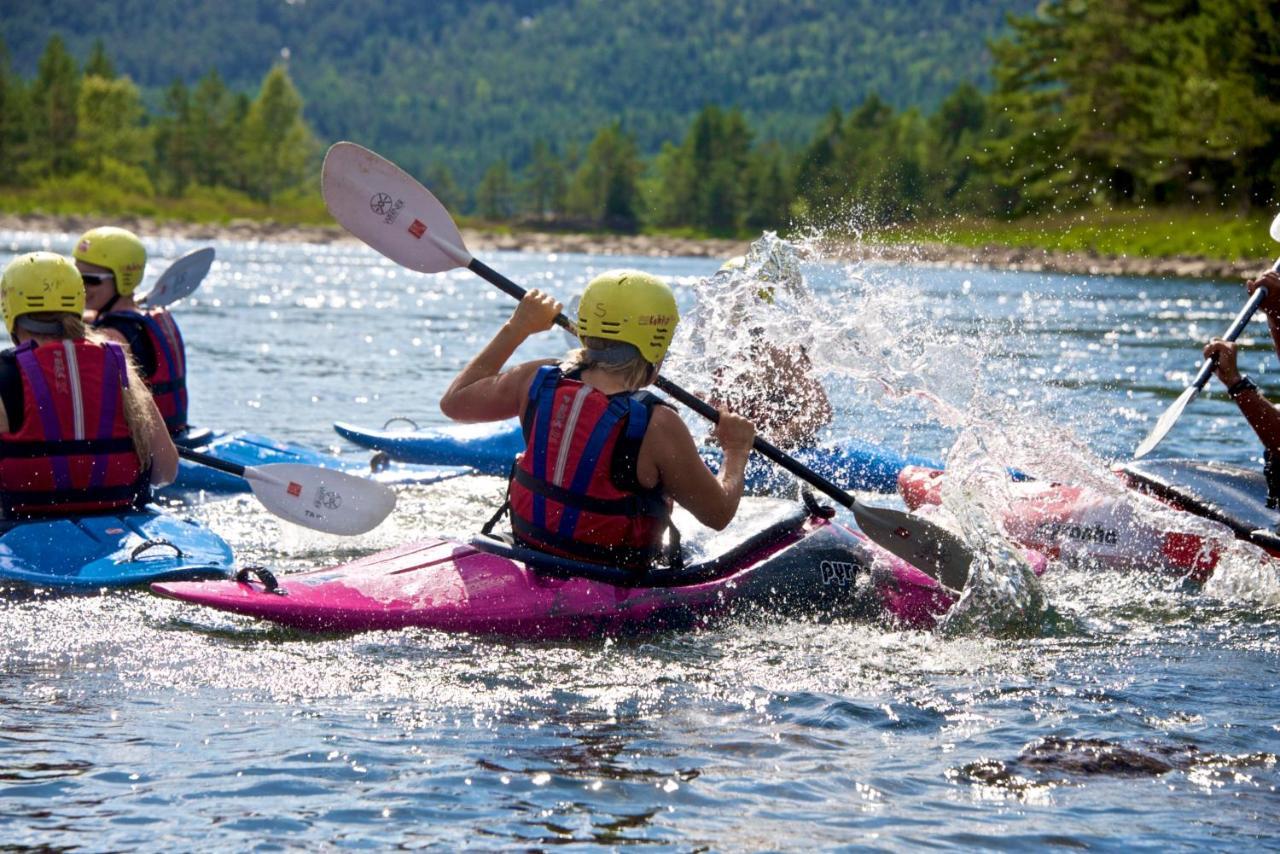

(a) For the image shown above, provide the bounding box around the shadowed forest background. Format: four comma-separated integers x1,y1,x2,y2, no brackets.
1,0,1276,258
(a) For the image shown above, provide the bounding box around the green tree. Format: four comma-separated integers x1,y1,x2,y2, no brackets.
476,159,516,220
522,139,566,219
28,35,80,178
153,79,197,195
239,64,314,202
188,70,248,190
566,121,643,231
0,39,30,186
84,39,116,79
76,74,150,175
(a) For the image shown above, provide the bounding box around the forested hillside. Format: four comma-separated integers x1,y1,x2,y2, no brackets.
0,0,1035,186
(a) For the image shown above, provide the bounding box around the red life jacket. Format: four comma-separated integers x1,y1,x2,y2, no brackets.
508,366,675,569
0,339,149,518
94,308,188,434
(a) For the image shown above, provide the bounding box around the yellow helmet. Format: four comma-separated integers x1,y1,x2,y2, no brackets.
74,226,147,296
576,269,679,365
1,252,86,335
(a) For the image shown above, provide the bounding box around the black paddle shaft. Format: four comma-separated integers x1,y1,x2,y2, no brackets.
1192,258,1280,389
467,257,858,511
177,446,247,477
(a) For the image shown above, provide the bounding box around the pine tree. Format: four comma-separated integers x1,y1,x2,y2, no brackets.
239,64,315,202
28,35,81,178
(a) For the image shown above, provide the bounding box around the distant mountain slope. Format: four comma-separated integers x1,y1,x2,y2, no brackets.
0,0,1037,185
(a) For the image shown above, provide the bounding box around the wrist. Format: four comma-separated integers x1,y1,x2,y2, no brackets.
1228,375,1258,399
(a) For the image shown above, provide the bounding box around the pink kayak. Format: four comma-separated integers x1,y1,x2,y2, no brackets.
153,498,963,638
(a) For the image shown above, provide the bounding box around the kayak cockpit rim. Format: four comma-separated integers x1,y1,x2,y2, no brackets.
470,502,819,588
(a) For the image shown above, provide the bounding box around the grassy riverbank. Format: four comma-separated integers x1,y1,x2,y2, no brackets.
1,190,1271,278
883,208,1274,263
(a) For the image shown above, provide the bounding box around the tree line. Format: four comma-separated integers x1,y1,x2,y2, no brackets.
1,0,1276,235
0,35,314,212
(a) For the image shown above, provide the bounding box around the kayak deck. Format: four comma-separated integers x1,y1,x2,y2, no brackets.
1,508,235,590
1121,458,1280,552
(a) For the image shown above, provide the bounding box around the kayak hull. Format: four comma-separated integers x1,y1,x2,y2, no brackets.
154,499,956,638
333,420,942,494
898,464,1228,579
169,427,470,495
1,508,235,590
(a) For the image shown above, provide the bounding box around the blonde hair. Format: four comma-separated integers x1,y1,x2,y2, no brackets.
560,336,655,390
21,313,157,467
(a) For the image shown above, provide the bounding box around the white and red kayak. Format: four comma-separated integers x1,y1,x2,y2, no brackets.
898,458,1280,581
152,497,977,638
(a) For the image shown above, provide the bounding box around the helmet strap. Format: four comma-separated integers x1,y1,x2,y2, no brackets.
100,291,121,316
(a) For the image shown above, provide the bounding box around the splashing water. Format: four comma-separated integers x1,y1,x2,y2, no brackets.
670,227,1280,627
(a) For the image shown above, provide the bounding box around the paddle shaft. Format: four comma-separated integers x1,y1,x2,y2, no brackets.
177,446,249,478
467,258,859,511
1190,282,1271,391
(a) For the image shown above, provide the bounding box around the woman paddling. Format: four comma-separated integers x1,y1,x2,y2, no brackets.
439,269,756,568
0,252,177,518
74,227,190,435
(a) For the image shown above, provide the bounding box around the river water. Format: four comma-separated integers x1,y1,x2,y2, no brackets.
0,229,1276,850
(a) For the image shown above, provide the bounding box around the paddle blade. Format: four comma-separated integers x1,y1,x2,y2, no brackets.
243,463,396,536
141,247,214,308
850,501,974,592
321,141,471,274
1270,212,1280,242
1134,384,1198,460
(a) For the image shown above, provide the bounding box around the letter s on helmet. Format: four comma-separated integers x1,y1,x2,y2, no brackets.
576,269,679,365
74,226,147,296
1,252,85,335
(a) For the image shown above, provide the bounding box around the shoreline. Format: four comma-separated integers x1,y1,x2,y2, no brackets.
0,212,1266,280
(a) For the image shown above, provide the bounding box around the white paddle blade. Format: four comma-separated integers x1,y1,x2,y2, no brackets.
321,141,472,274
141,247,215,308
243,463,396,536
1270,212,1280,242
1134,384,1198,460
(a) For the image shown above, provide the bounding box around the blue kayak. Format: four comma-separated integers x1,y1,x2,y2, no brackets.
168,427,471,496
0,508,235,590
333,420,942,494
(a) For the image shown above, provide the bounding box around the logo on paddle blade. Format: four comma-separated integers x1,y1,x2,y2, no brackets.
408,219,427,239
314,486,341,510
369,192,394,216
287,482,302,497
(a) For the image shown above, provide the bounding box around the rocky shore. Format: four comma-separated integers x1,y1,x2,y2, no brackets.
1,213,1267,280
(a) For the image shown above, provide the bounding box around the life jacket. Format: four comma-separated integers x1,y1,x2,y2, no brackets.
506,365,677,569
94,308,188,434
0,339,150,518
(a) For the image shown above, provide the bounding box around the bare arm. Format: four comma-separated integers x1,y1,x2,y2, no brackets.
145,396,179,486
1247,272,1280,358
1205,336,1280,452
439,290,562,423
642,405,755,530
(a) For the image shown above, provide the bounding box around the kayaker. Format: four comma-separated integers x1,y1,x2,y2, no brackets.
1203,269,1280,452
706,256,833,449
439,269,756,568
74,226,190,435
0,252,178,518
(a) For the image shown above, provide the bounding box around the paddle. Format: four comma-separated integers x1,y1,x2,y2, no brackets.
176,446,396,536
1134,213,1280,459
320,141,976,590
139,247,215,308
